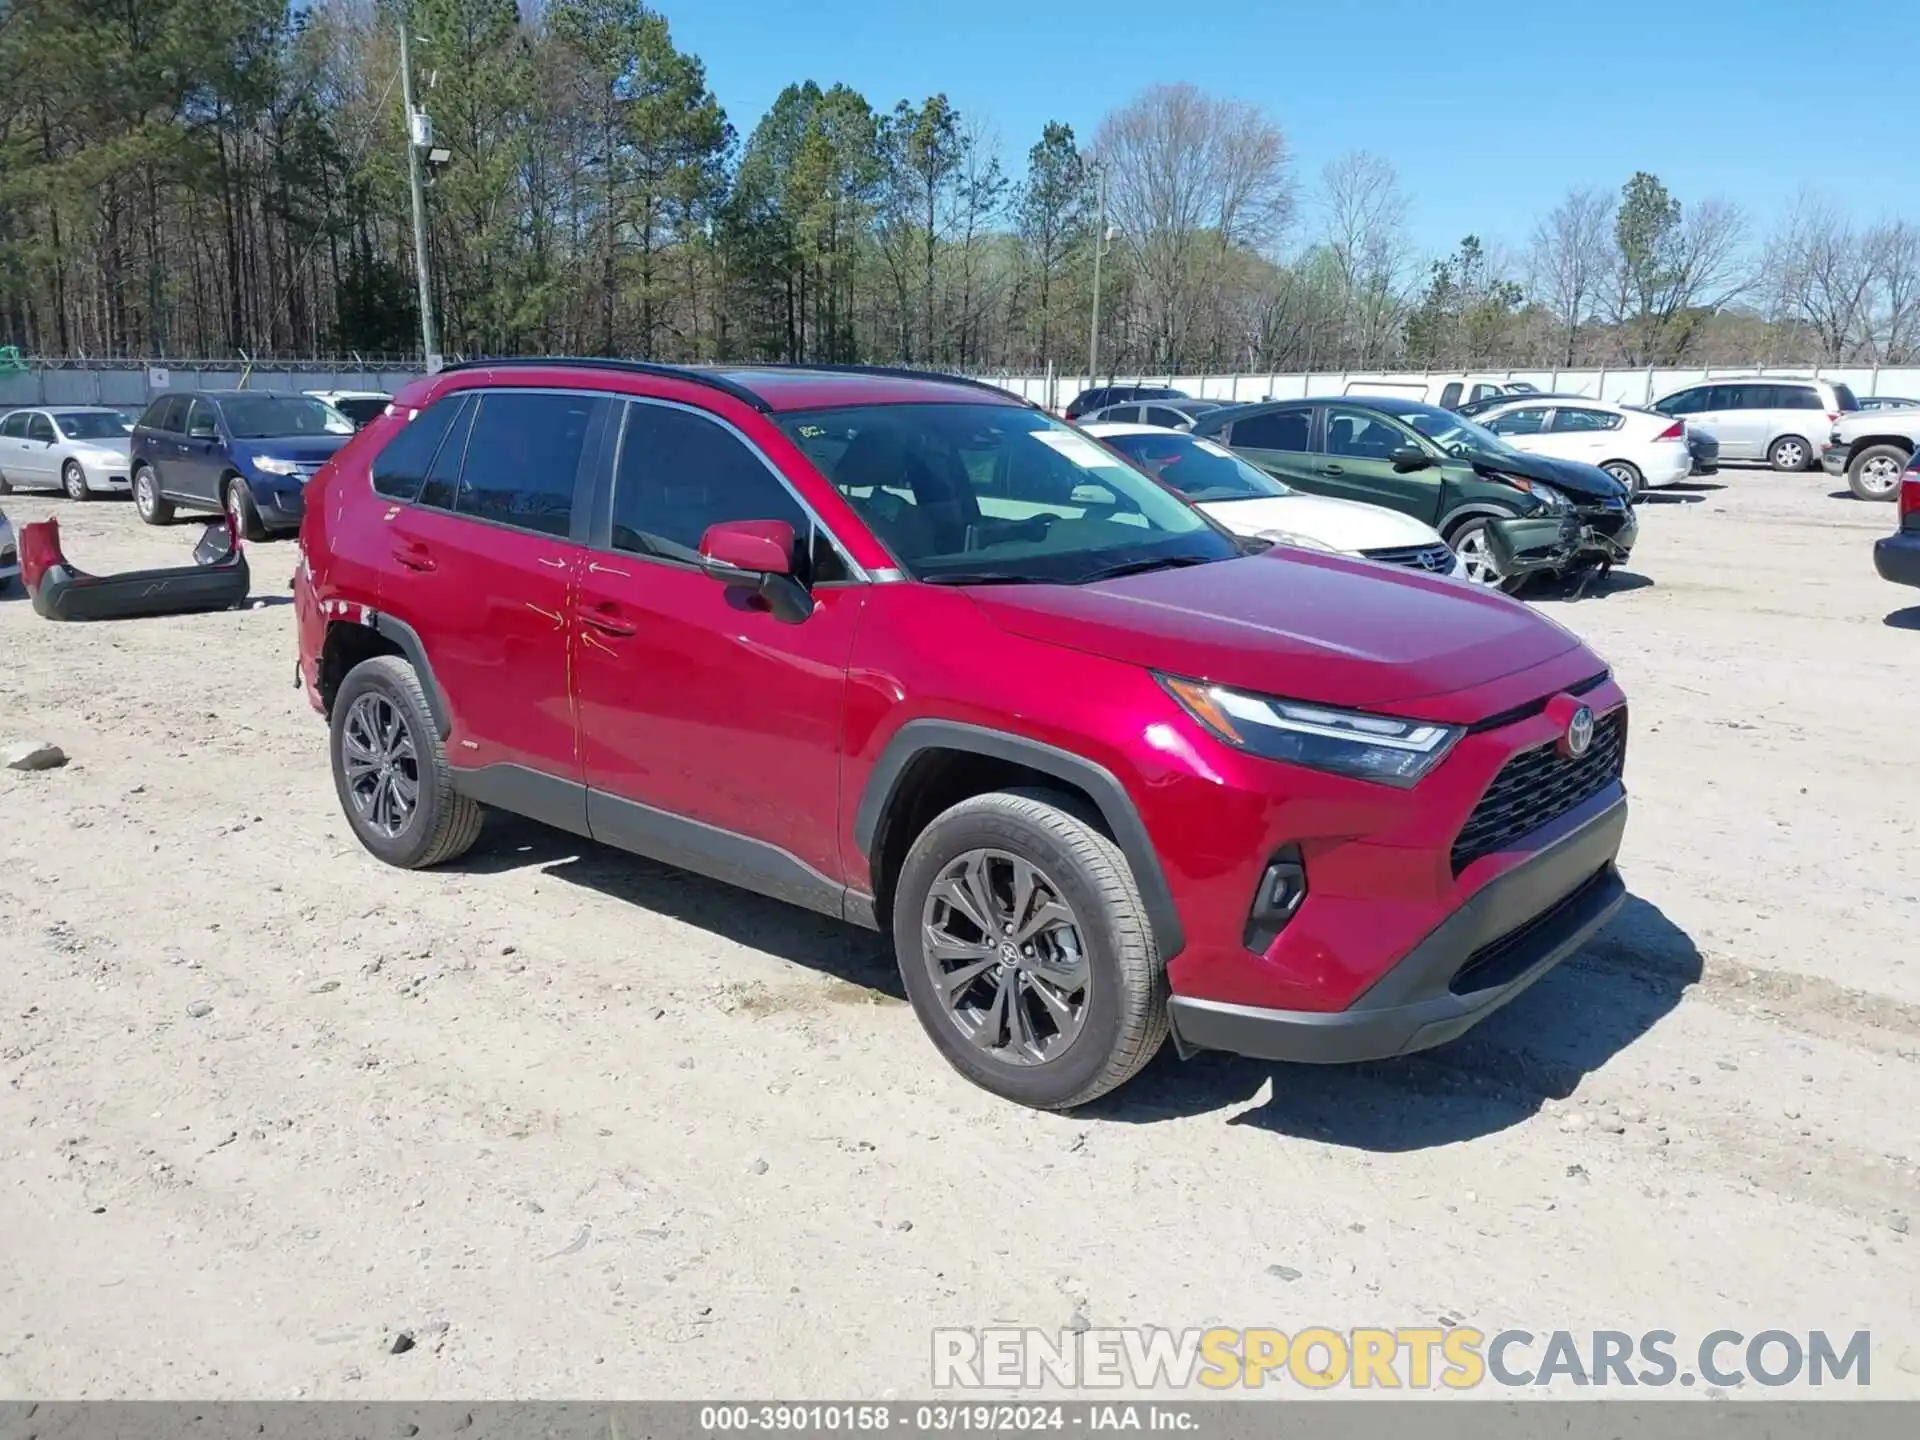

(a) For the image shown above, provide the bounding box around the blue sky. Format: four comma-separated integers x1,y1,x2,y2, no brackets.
668,0,1919,261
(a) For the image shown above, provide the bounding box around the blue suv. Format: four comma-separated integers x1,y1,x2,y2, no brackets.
130,391,357,539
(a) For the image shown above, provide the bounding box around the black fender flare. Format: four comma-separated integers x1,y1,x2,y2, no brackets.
331,609,453,740
854,719,1186,958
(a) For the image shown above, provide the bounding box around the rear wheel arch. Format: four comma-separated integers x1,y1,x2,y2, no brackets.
319,613,451,738
856,721,1184,959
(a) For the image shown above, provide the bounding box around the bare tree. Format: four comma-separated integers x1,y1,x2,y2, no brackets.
1869,220,1920,363
1763,192,1881,361
1605,172,1750,363
1528,186,1613,364
1094,83,1292,372
1319,151,1412,367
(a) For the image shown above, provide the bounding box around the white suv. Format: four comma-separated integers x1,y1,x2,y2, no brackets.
1650,377,1860,471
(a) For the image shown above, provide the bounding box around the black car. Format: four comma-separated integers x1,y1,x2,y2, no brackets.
1189,396,1636,587
1873,449,1920,589
1080,397,1231,428
1064,384,1191,421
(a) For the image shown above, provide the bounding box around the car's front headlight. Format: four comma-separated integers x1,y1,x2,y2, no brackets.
1256,528,1341,553
1160,675,1464,786
252,456,301,477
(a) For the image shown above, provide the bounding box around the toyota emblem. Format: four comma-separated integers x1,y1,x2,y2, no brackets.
1566,705,1594,758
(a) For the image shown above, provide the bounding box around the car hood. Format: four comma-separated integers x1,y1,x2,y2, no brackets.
232,436,351,463
968,550,1583,712
1197,494,1444,552
1468,446,1626,502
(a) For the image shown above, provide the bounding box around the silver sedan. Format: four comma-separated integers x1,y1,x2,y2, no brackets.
0,405,137,499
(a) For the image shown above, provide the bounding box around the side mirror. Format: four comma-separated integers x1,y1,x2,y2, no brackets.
1390,446,1433,472
699,519,794,578
698,519,809,623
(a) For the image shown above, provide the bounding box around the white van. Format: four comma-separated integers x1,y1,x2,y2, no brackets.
1342,376,1539,410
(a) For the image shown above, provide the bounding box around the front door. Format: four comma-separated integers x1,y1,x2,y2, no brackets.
571,398,864,893
378,387,605,808
18,412,59,486
1311,404,1445,523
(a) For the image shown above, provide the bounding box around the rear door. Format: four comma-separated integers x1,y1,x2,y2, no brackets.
571,397,864,891
1219,407,1317,488
175,398,226,502
381,387,607,805
1482,405,1556,456
1540,405,1623,461
1710,384,1771,457
0,411,27,481
1312,404,1443,522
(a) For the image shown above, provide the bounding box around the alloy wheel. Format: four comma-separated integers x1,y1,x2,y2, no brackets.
1857,454,1903,498
920,848,1090,1066
63,462,87,500
341,692,420,839
134,470,155,518
1453,526,1505,587
1773,439,1806,469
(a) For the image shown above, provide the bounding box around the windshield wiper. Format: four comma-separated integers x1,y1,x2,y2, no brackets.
1075,554,1215,584
920,571,1045,586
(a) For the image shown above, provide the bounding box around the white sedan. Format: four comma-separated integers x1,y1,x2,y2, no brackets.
0,405,136,499
1083,422,1468,580
1471,397,1691,499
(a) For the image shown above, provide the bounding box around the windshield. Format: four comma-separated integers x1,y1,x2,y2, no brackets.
331,396,391,426
53,411,132,440
220,395,355,439
1397,404,1522,460
777,403,1240,584
1099,430,1290,502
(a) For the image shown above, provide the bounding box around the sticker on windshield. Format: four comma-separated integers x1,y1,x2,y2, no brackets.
1031,429,1124,471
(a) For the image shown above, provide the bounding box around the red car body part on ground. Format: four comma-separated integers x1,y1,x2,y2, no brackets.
293,360,1629,1108
20,510,248,621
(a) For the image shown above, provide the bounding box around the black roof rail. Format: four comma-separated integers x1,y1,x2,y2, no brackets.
733,362,1039,408
436,356,773,413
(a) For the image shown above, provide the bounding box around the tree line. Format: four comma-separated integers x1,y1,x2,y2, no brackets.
4,0,1918,375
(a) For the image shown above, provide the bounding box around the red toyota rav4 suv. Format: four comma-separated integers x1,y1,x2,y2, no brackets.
294,360,1629,1109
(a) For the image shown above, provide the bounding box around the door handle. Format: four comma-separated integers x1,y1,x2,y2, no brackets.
1321,463,1345,476
392,542,436,572
580,604,636,638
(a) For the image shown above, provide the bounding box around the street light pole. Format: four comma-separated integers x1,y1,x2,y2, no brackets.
1087,165,1111,394
398,17,440,369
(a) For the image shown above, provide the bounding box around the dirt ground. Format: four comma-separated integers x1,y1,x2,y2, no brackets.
2,468,1917,1400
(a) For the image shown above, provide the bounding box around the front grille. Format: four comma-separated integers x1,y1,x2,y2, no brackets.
1451,710,1626,873
1361,542,1455,574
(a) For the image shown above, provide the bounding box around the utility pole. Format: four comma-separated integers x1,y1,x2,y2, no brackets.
1087,165,1113,394
398,17,440,370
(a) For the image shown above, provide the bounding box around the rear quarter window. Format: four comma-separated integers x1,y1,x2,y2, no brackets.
1830,383,1860,412
371,395,469,502
1228,410,1311,451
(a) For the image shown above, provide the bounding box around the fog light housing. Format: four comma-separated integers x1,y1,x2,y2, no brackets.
1244,846,1307,953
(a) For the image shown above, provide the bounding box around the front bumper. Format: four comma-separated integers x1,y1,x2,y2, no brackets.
252,480,307,532
1485,511,1581,578
1574,502,1636,565
79,456,131,491
1169,792,1628,1063
1875,531,1920,588
1822,445,1849,478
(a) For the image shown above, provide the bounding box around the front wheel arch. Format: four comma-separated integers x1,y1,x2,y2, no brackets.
856,721,1185,959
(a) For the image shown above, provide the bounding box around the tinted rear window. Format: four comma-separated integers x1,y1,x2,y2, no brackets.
451,390,600,537
372,395,468,503
1229,410,1311,451
1831,383,1860,412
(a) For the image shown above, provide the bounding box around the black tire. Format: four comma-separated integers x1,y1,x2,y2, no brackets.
132,465,174,525
329,654,484,870
891,787,1167,1109
0,469,13,494
62,460,90,501
1768,434,1813,472
1602,460,1643,501
225,474,266,541
1847,443,1910,502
